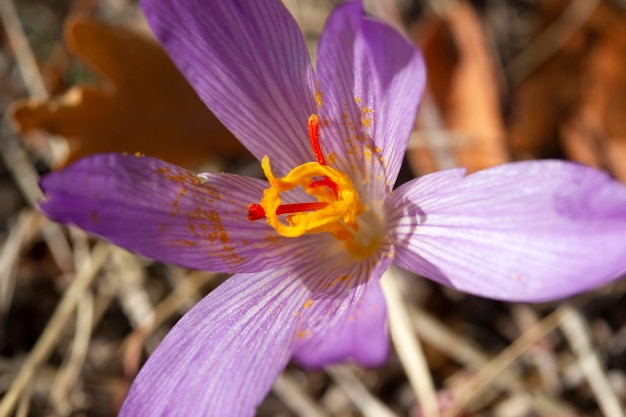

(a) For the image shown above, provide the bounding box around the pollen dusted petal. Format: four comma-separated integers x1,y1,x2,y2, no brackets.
316,1,425,190
119,269,310,417
387,161,626,302
40,153,320,273
293,246,394,367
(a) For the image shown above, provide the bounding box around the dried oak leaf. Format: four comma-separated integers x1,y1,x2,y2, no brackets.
409,1,509,175
509,1,626,183
560,3,626,182
11,16,244,168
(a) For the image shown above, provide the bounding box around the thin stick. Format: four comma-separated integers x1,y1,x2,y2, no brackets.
0,0,48,98
380,267,440,417
0,0,74,271
409,305,523,391
326,365,399,417
510,304,561,393
113,249,154,331
443,307,564,417
122,271,218,375
0,210,35,314
505,0,600,86
560,306,625,417
0,242,111,417
127,270,218,339
49,291,95,415
272,373,330,417
1,127,74,274
14,382,32,417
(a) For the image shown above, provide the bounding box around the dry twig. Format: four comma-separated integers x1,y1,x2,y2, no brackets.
505,0,601,85
49,292,95,415
272,372,330,417
381,267,440,417
560,306,625,417
443,307,564,417
0,242,111,417
326,365,399,417
0,209,36,314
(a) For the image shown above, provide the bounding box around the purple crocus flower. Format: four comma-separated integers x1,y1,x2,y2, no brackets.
39,0,626,415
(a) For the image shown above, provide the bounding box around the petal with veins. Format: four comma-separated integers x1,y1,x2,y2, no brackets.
316,1,425,189
387,161,626,302
40,153,321,273
140,0,317,176
119,269,310,417
294,239,393,367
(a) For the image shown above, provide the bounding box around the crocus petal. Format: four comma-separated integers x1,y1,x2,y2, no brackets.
40,153,320,273
140,0,317,176
293,240,394,368
387,161,626,302
119,269,310,417
316,1,425,189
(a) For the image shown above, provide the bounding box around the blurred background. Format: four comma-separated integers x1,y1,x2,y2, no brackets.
0,0,625,416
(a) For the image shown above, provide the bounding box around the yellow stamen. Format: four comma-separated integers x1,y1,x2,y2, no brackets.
259,156,362,239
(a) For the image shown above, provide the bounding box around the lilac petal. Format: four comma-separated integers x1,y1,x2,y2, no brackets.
40,153,319,273
293,240,394,368
140,0,317,176
316,1,425,190
119,269,310,417
387,161,626,302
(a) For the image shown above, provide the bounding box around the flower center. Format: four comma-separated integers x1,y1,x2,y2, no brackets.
247,115,363,242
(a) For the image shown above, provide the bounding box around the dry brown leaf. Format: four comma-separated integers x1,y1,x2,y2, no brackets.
509,1,626,183
11,16,245,168
508,0,590,161
507,47,581,161
409,1,509,175
561,3,626,182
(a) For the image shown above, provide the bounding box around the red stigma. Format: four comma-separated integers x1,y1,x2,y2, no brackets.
247,114,340,223
276,202,329,215
247,203,266,220
308,114,325,166
248,202,329,221
308,114,339,197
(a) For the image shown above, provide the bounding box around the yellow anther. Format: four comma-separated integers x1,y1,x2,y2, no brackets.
259,156,362,238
